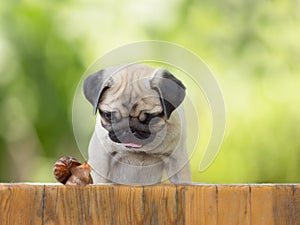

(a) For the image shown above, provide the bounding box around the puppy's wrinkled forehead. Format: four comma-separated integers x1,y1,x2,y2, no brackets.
99,65,163,117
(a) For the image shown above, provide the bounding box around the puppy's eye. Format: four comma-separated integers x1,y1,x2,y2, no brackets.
100,110,114,122
143,112,162,124
144,113,154,122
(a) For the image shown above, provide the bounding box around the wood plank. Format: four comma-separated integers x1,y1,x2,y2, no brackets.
143,185,167,225
176,185,185,225
184,185,217,225
90,185,114,225
251,185,274,225
164,185,179,225
217,185,251,225
142,185,183,225
0,184,44,225
130,186,145,225
293,185,300,225
273,185,294,225
113,185,131,224
251,184,297,225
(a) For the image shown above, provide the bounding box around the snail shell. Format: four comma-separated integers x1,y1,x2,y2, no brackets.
53,156,81,184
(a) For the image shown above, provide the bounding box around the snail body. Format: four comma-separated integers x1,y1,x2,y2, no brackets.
66,162,93,186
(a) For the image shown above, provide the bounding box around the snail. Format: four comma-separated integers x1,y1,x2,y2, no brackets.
53,156,93,186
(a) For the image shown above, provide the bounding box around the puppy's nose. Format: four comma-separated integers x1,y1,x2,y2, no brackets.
130,127,137,135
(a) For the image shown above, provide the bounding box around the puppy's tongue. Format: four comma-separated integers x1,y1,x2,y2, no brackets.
122,142,142,148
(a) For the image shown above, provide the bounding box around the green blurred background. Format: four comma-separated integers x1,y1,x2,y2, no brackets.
0,0,299,183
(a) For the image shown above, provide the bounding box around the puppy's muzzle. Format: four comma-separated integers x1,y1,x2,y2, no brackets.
106,117,158,147
109,129,152,142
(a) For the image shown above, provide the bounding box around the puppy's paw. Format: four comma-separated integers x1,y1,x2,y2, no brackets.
53,156,93,186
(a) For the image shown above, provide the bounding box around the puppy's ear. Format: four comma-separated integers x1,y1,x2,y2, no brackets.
150,69,186,119
83,69,112,114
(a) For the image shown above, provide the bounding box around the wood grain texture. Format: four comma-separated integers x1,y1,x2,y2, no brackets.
293,184,300,225
217,185,251,225
143,185,180,225
251,185,297,225
130,186,145,225
273,185,294,225
293,185,300,224
0,184,44,225
0,184,300,225
251,185,274,225
185,185,217,225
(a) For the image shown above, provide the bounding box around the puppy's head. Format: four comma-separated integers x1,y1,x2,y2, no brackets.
84,64,185,148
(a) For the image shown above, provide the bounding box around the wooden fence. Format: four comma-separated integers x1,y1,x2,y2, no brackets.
0,184,299,225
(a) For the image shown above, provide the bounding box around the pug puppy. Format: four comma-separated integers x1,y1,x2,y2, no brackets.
84,63,191,185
